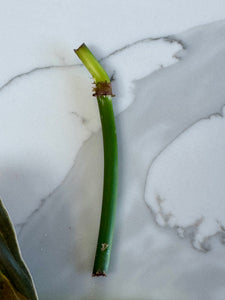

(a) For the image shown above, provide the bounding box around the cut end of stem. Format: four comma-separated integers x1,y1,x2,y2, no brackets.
92,271,107,277
74,42,86,54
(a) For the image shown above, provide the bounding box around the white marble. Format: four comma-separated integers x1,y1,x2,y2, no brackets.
146,110,225,251
1,1,225,299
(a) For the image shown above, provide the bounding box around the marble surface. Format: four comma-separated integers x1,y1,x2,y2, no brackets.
1,1,225,299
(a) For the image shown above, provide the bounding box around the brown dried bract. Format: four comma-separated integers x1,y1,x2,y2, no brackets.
92,81,115,97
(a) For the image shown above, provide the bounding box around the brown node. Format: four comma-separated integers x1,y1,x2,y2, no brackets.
92,81,115,97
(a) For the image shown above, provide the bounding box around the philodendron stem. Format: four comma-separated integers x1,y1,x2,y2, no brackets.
74,43,118,276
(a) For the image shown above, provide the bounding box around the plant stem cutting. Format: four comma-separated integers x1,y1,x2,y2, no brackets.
74,43,118,277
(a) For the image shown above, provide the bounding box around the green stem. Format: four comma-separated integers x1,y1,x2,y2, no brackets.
74,43,118,276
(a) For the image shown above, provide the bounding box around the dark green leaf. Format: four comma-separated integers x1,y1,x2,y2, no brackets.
0,199,38,299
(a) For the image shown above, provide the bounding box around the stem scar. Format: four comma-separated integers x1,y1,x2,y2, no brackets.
101,243,109,251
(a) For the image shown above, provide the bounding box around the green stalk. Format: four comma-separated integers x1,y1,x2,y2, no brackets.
74,43,118,276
